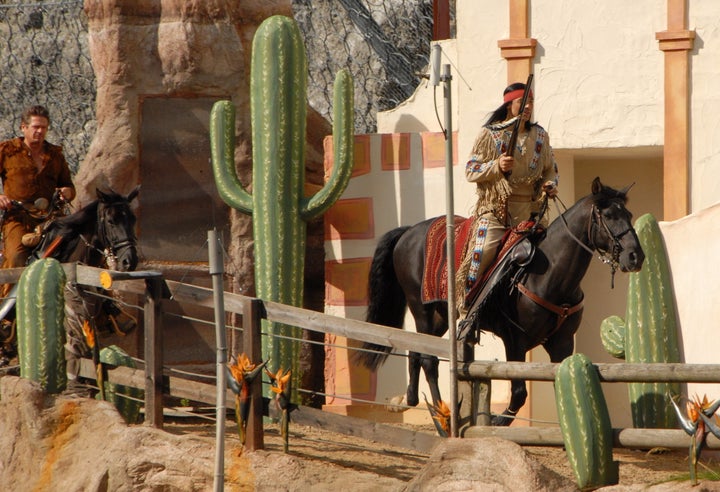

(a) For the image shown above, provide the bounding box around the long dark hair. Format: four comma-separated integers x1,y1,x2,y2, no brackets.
484,82,534,130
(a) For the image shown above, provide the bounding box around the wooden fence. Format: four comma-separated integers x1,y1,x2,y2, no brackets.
2,262,719,454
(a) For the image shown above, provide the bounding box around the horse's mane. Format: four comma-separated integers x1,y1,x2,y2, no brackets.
51,200,100,236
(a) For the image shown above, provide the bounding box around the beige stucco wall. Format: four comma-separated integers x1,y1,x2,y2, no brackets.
689,4,720,211
364,0,719,427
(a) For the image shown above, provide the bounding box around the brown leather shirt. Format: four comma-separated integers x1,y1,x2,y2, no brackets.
0,137,74,207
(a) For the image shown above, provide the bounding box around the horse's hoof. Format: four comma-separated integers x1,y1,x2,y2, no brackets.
491,415,514,427
386,395,409,413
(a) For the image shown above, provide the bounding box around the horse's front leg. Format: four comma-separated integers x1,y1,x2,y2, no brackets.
492,378,527,426
543,327,576,363
492,341,529,426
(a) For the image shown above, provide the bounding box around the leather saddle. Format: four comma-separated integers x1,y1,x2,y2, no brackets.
458,223,544,343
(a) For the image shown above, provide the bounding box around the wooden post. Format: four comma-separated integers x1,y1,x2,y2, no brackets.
144,277,164,428
243,297,264,450
458,341,487,434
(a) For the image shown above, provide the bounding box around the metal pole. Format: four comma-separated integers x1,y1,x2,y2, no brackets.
442,63,459,438
209,229,227,492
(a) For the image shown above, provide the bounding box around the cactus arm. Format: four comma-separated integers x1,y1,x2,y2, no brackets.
301,68,355,220
555,353,619,489
600,315,626,359
210,100,253,214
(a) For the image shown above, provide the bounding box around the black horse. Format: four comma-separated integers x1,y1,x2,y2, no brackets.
355,177,645,426
31,186,140,271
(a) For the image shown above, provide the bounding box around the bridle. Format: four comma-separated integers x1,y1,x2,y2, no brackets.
82,200,137,269
554,197,633,287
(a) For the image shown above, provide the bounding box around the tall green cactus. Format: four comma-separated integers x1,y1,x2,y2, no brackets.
555,353,618,490
17,258,67,394
210,15,354,397
600,213,680,428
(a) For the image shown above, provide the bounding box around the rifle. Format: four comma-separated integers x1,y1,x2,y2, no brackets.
503,73,534,174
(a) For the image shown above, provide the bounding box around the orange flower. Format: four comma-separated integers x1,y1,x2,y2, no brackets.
82,320,95,349
227,353,258,384
267,367,291,395
430,399,450,435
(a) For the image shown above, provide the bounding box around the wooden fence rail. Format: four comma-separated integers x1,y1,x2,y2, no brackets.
459,360,720,383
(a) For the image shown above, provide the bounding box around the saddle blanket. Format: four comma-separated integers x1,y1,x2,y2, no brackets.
421,216,471,303
421,216,540,305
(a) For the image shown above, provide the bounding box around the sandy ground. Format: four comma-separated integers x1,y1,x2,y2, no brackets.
164,417,720,490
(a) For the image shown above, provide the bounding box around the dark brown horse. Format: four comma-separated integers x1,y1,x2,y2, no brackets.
355,177,644,425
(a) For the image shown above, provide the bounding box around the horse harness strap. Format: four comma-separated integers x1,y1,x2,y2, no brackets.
516,282,583,332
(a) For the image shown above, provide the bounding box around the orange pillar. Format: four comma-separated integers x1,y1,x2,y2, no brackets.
656,0,695,220
498,0,536,85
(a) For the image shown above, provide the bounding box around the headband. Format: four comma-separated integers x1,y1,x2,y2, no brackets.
503,88,533,104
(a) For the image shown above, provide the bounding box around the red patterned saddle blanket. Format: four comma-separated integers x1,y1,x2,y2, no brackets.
422,217,540,305
421,216,471,303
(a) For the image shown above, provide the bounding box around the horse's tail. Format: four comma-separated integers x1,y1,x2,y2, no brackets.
354,226,410,371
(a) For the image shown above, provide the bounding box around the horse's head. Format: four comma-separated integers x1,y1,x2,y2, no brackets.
96,186,140,272
589,177,645,272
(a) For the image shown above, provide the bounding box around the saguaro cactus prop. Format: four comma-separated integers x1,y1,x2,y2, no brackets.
97,345,143,424
555,353,619,489
600,213,680,428
210,15,354,395
17,258,67,393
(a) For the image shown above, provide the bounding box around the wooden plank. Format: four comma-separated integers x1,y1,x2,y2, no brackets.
99,269,163,289
465,425,720,450
158,281,450,359
165,280,246,314
0,267,27,284
289,404,441,455
460,361,720,383
263,299,450,359
0,263,77,284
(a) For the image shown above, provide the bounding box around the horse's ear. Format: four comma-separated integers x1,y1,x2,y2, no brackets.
96,188,110,202
127,185,140,203
591,177,602,194
619,182,635,196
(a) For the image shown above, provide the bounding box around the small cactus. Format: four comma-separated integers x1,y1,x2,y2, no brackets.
600,213,680,428
555,353,618,489
97,345,143,424
17,258,67,393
